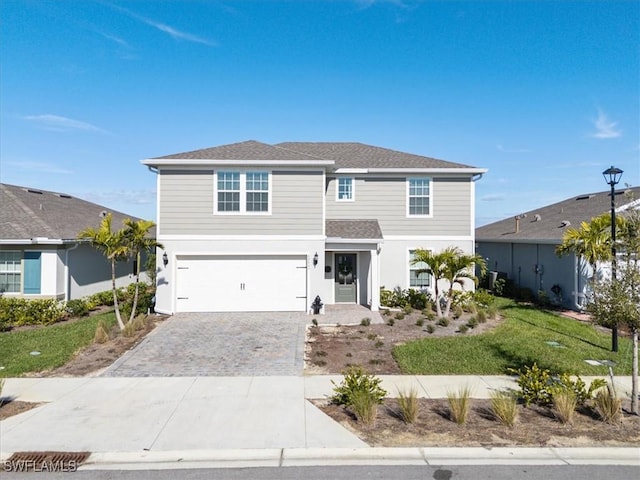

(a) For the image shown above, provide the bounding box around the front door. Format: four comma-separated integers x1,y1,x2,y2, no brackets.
335,253,357,303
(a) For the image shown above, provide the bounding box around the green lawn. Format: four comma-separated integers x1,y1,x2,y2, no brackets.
393,299,633,375
0,311,117,377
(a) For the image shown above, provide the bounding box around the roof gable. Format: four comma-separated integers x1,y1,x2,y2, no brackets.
476,187,640,243
0,183,148,242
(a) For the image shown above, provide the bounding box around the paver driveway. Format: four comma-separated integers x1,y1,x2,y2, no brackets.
101,312,308,377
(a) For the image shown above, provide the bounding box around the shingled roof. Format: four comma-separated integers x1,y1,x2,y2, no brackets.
476,187,640,243
150,140,478,170
0,183,147,242
326,220,383,241
276,142,475,169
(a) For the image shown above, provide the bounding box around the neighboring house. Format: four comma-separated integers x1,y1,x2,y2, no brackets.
143,140,486,314
0,183,148,301
476,186,640,311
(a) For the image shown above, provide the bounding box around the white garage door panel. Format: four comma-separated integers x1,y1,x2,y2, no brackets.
176,256,307,312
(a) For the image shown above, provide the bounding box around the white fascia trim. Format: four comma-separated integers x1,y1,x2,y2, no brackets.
384,235,474,241
142,159,335,167
333,168,368,174
326,237,383,244
158,234,326,241
477,238,560,245
0,239,67,245
368,168,488,174
174,251,311,257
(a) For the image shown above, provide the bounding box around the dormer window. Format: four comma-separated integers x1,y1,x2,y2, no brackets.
337,177,354,201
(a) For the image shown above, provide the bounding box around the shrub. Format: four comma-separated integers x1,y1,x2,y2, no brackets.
350,389,379,426
552,390,577,425
426,311,436,321
466,317,478,329
397,388,419,424
421,306,433,316
311,318,318,326
394,311,405,320
402,304,413,314
89,290,116,307
94,320,110,344
452,305,464,319
406,289,430,310
415,318,424,327
360,317,371,326
549,374,607,406
0,297,65,327
367,333,378,340
65,299,89,318
458,324,469,334
472,288,495,308
436,317,449,327
486,304,498,319
490,390,518,427
426,324,435,334
447,386,472,424
594,384,622,424
510,363,553,406
387,318,395,326
374,340,384,348
331,366,387,407
122,321,137,338
476,309,487,323
379,287,408,308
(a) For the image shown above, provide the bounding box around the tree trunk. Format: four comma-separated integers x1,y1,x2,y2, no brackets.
111,259,124,330
434,280,443,318
632,329,638,415
128,251,141,324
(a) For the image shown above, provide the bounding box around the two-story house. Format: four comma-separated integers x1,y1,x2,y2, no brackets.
142,140,486,314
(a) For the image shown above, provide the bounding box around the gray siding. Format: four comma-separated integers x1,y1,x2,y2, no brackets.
326,176,472,236
159,170,324,235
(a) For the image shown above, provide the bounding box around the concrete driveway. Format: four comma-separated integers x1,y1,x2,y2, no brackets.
101,312,309,377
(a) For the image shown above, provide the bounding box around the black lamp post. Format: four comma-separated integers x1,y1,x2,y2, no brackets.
602,166,623,352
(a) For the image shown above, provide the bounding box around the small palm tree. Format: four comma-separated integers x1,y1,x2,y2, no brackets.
556,213,617,281
122,219,162,323
78,214,128,330
412,247,486,318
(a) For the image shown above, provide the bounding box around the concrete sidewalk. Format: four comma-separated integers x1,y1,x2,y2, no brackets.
1,375,637,469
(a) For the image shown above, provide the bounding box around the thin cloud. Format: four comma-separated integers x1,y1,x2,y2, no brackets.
497,144,530,153
86,189,156,206
6,161,74,175
23,114,108,134
591,109,621,139
105,2,216,47
480,193,505,202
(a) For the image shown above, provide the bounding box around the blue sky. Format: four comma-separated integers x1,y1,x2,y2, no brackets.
1,0,638,226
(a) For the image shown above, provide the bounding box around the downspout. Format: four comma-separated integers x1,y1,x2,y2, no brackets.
64,242,81,302
573,254,583,311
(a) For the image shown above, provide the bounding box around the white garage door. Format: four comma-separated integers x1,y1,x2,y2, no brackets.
175,255,307,312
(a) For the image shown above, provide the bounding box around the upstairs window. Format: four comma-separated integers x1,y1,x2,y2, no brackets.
337,177,354,201
409,250,431,289
407,177,431,216
0,251,21,293
215,171,271,214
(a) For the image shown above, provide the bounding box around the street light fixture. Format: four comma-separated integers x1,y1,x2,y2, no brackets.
602,166,623,352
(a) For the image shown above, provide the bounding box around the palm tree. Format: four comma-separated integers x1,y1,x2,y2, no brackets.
412,247,486,318
78,214,128,330
555,213,615,280
122,219,162,323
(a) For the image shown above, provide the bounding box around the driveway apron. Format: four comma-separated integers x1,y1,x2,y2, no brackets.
101,312,308,376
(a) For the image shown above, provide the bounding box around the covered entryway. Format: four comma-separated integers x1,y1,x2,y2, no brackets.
175,255,307,312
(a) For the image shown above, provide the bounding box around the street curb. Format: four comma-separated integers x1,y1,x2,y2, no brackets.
60,447,640,470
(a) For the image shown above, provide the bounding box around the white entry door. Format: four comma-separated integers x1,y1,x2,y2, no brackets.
175,255,307,312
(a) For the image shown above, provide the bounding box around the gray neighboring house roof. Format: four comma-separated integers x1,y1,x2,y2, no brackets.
326,220,383,241
0,183,147,243
476,187,640,243
149,140,482,171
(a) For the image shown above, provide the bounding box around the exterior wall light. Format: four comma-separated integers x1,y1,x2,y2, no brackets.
313,252,319,267
162,251,169,267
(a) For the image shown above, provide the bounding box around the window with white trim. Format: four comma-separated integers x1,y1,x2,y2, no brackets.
337,177,354,201
407,177,431,216
215,171,271,214
409,250,431,288
0,251,21,293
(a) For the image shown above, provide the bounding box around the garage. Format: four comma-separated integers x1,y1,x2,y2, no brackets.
175,255,308,312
